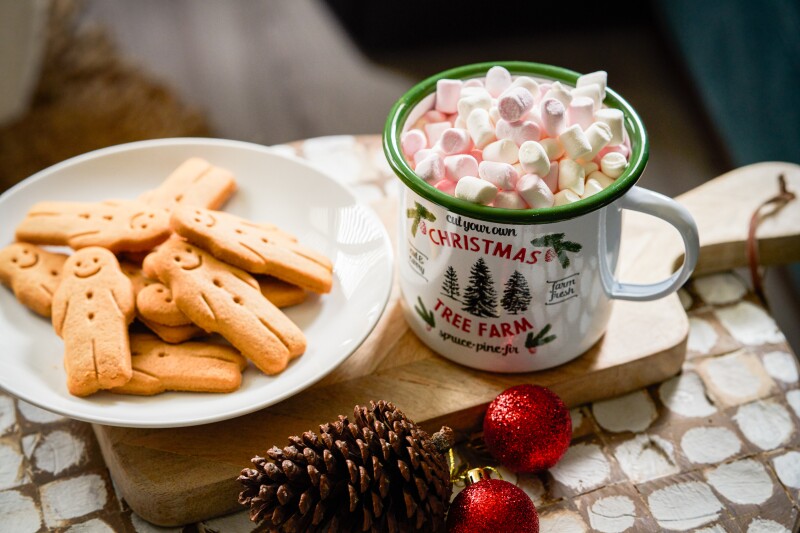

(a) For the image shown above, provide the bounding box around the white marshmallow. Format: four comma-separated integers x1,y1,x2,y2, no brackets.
413,148,434,166
478,161,518,190
554,189,581,206
455,175,498,205
558,124,592,160
506,76,540,99
424,121,451,148
444,154,479,181
485,66,512,97
540,98,566,136
595,108,625,146
461,86,491,98
493,191,528,209
401,129,427,157
489,105,501,124
572,83,602,109
559,159,586,195
537,83,552,100
583,122,613,160
543,81,572,107
435,79,463,114
539,138,565,161
415,153,445,183
454,115,466,129
439,128,473,155
577,71,607,99
464,78,484,88
600,151,628,178
517,174,555,209
466,108,496,149
457,90,492,119
588,170,616,188
518,141,550,176
582,178,604,198
497,87,535,122
582,161,598,176
567,96,594,130
496,119,541,145
482,139,519,164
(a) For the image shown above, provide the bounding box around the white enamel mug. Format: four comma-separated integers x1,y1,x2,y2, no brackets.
383,62,699,373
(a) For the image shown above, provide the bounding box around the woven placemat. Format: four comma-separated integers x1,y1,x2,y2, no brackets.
0,0,209,193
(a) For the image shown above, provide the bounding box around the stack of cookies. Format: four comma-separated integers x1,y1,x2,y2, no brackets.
0,158,333,397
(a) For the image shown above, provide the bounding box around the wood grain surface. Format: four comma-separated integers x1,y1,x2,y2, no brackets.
93,159,800,526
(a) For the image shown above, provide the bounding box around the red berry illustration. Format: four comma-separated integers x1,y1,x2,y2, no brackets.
545,248,556,262
420,221,427,235
528,347,537,354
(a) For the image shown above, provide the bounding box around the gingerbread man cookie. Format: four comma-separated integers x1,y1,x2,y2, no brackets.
258,276,307,308
16,199,170,253
143,237,305,375
52,247,135,396
112,334,246,395
170,206,333,293
0,243,68,317
139,158,236,211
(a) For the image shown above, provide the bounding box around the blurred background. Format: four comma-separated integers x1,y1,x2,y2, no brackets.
0,0,798,348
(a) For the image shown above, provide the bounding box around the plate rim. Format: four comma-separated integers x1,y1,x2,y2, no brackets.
0,137,395,428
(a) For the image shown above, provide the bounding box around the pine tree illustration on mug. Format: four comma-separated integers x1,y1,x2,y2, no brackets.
414,297,435,331
531,233,582,268
501,270,532,314
525,324,556,354
406,201,436,237
462,258,499,318
441,265,461,300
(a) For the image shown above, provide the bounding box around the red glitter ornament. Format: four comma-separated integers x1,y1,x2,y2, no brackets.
446,473,538,533
483,384,571,472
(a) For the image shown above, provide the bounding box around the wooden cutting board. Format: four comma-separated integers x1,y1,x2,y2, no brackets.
93,161,800,526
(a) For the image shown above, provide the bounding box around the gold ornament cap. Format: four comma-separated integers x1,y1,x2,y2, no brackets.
464,467,493,486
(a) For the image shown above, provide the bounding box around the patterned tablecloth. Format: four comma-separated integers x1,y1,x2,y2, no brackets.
0,136,798,532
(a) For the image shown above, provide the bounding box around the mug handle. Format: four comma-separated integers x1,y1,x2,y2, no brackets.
601,186,699,301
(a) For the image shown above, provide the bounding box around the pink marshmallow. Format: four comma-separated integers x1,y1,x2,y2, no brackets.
537,83,552,101
464,78,484,88
434,179,457,195
470,148,484,164
401,129,427,158
439,128,473,155
567,96,594,130
596,143,631,162
444,154,479,181
496,119,541,145
415,153,445,183
425,121,451,148
478,161,518,190
540,98,566,137
435,79,463,114
497,87,534,122
543,163,559,193
424,110,448,123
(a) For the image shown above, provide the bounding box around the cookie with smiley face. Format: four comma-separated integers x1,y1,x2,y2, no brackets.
52,247,135,396
170,206,333,294
15,199,171,253
139,157,237,212
143,236,305,375
0,243,68,317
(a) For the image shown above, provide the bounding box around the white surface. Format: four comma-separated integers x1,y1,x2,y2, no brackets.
715,301,785,346
706,459,773,505
762,351,799,383
658,373,717,418
734,400,794,451
549,442,611,493
0,138,393,428
680,427,741,464
588,496,636,533
647,481,723,531
0,489,42,533
613,434,679,483
592,390,657,433
687,317,718,354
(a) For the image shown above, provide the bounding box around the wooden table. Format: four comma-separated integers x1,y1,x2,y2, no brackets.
0,136,799,532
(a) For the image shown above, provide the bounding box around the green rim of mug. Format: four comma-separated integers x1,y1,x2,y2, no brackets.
382,61,649,224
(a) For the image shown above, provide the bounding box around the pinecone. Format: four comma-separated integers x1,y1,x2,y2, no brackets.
238,401,455,532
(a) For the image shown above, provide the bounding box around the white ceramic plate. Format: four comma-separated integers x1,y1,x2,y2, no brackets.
0,138,393,428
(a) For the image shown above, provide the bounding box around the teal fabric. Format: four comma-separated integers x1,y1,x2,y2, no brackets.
655,0,800,166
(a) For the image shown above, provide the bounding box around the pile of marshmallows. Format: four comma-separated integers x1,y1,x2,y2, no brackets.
401,66,631,209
